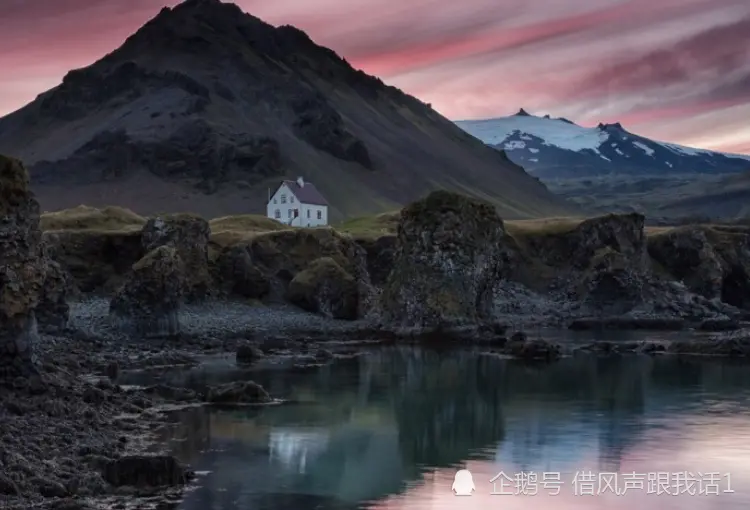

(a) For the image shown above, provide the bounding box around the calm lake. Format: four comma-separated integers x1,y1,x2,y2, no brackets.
132,334,750,510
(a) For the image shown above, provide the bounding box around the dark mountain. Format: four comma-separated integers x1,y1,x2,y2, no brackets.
455,112,750,179
0,0,572,220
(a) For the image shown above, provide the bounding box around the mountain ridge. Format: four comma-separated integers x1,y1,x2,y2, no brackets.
0,0,573,221
455,111,750,179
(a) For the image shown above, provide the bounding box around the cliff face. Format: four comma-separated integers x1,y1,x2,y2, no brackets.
0,0,572,221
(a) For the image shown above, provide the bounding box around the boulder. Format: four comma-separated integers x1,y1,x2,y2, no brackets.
379,191,510,329
236,343,264,364
503,336,562,361
286,257,359,319
109,245,184,337
0,155,48,378
141,214,212,301
205,380,271,404
648,226,750,309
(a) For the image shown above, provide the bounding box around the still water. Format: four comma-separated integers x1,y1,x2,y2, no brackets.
137,342,750,510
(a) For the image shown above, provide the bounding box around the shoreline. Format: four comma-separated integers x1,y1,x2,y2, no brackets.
3,297,750,509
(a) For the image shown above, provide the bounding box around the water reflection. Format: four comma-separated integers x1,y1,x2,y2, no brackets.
149,347,750,510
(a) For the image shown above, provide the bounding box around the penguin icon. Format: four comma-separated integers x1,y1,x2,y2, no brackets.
452,469,476,496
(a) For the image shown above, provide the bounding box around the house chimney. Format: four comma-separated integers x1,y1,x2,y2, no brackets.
297,176,305,188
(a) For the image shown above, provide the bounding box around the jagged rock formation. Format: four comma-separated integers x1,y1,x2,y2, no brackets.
0,155,67,378
109,245,184,337
0,0,571,221
141,214,212,301
648,226,750,309
379,191,511,329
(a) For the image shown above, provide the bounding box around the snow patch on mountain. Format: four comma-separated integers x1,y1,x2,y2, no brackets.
454,112,750,179
457,115,609,153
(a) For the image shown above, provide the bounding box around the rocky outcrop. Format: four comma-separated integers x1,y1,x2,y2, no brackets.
0,155,49,378
380,191,511,329
648,226,750,309
216,243,271,300
109,245,184,337
43,229,144,293
286,257,359,319
215,228,373,317
355,234,397,287
141,214,212,302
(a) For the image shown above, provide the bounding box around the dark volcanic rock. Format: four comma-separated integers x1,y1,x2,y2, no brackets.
109,245,184,337
205,380,271,404
290,91,373,169
102,455,193,487
216,243,271,299
380,191,511,329
43,228,144,293
355,234,398,287
217,228,373,316
648,226,750,309
0,155,48,379
36,259,74,331
668,330,750,357
236,343,264,364
286,256,359,319
568,317,685,331
142,214,212,301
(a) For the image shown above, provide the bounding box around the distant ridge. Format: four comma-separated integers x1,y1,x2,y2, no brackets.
455,112,750,179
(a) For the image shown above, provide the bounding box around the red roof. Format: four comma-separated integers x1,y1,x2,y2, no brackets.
276,179,329,206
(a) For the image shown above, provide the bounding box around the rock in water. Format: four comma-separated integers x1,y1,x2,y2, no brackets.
0,155,48,378
109,245,184,337
380,190,508,328
286,256,359,319
141,214,212,301
102,455,193,487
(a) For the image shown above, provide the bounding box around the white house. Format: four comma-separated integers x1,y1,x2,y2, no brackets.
266,177,329,227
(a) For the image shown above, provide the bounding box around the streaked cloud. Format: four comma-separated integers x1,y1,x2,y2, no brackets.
1,0,749,153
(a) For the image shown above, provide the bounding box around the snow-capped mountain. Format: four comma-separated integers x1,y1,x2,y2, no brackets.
455,109,750,179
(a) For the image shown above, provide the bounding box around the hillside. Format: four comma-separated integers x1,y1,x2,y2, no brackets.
455,109,750,179
0,0,572,221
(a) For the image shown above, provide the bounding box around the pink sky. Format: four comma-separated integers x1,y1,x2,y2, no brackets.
2,0,750,153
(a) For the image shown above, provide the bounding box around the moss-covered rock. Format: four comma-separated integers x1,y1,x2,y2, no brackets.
380,191,510,328
215,227,372,316
286,257,359,319
141,214,211,302
43,229,144,293
109,245,184,337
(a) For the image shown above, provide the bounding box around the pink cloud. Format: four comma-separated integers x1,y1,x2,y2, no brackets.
1,0,749,153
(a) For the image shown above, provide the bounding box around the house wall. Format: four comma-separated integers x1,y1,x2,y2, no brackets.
299,203,328,227
266,183,328,227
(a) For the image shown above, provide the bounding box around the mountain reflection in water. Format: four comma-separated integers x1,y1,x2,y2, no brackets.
153,347,750,510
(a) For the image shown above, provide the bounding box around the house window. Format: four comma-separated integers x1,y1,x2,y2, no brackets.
273,199,277,204
288,210,292,218
307,210,310,218
274,209,280,219
317,210,322,220
280,194,287,204
290,196,294,203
